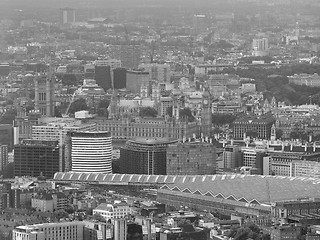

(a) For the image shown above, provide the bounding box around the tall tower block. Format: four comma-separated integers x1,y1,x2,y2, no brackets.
34,73,55,117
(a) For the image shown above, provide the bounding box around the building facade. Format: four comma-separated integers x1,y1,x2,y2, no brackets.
14,139,60,178
113,68,127,89
93,203,132,221
166,141,216,175
69,131,112,173
0,145,8,171
34,73,55,117
232,113,275,140
120,138,177,175
93,117,199,140
0,124,13,151
94,64,112,91
13,221,85,240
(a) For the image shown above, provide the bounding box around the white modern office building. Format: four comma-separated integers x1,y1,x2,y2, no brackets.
70,131,112,173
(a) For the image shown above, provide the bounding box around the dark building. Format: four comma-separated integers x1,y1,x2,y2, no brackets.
0,183,11,210
120,138,177,175
94,65,112,91
166,141,216,175
160,225,210,240
0,124,13,152
113,68,127,89
127,222,143,240
271,224,301,240
15,109,41,142
14,139,60,179
25,63,47,73
273,199,320,223
0,63,10,76
232,113,275,140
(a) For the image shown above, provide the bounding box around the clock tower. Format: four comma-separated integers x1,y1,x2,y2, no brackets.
201,87,212,136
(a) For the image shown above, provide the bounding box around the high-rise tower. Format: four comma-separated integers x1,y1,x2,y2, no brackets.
60,8,76,24
34,72,55,117
201,88,212,136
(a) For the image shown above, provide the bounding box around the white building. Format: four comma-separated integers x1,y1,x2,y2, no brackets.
93,203,132,221
13,221,84,240
252,38,269,57
139,63,171,82
70,131,112,173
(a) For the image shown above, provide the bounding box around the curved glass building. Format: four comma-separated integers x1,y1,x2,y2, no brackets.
70,131,112,173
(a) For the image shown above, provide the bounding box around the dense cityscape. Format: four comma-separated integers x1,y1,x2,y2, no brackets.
1,0,320,239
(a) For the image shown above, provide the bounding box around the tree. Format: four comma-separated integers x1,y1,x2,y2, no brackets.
0,108,17,124
246,129,258,139
65,206,75,214
93,213,106,222
166,106,173,117
212,114,237,126
97,99,110,117
275,129,283,139
179,108,195,122
68,98,88,114
54,209,69,221
139,107,157,118
0,162,14,178
98,99,110,109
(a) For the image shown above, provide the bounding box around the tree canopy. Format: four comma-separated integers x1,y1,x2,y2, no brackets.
68,98,88,114
139,107,158,118
179,108,195,122
212,113,237,126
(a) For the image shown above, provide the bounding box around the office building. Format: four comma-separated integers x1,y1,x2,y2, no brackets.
69,131,112,173
0,124,13,152
222,145,242,170
15,109,41,142
93,117,199,140
32,118,96,172
94,64,112,91
232,113,275,140
13,221,84,240
14,139,60,179
113,67,127,89
93,203,132,221
112,45,141,69
193,14,207,35
126,70,149,93
0,145,8,171
140,63,171,82
120,138,177,175
34,73,55,117
166,140,216,175
114,219,127,240
60,8,76,24
252,38,269,57
160,97,173,117
241,147,268,175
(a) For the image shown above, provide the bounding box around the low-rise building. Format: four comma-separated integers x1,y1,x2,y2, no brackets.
13,221,85,240
93,203,132,221
270,224,301,240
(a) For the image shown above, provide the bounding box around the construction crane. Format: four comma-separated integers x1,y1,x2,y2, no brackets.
62,86,83,118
